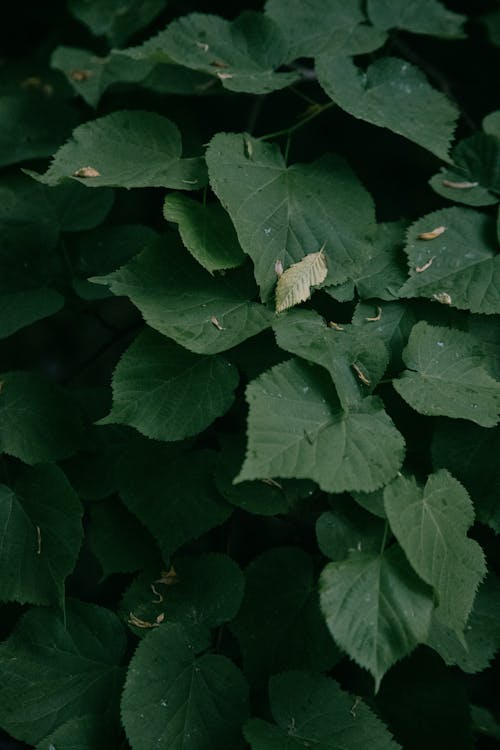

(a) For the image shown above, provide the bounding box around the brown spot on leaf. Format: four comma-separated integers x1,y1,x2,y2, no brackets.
73,166,100,178
418,226,446,240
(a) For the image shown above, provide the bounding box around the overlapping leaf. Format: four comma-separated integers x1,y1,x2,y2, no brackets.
266,0,387,58
320,545,434,690
121,622,249,750
429,133,500,206
68,0,167,46
316,56,458,161
275,250,328,312
206,133,376,300
0,601,126,745
231,548,340,685
384,470,486,636
367,0,466,38
100,327,238,441
237,358,405,493
273,309,389,407
0,465,82,606
393,321,500,426
316,498,386,560
244,671,400,749
123,11,297,94
163,193,245,272
92,239,272,354
31,110,206,189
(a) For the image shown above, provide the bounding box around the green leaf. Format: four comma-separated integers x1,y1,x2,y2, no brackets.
273,309,389,408
123,554,244,638
124,11,298,94
0,371,85,464
400,208,500,314
51,46,155,107
237,358,404,493
384,470,486,636
92,239,272,354
266,0,387,59
121,622,249,750
275,250,328,312
393,321,500,426
316,498,386,560
206,133,376,301
471,705,500,741
231,548,340,685
432,421,500,532
316,56,458,161
87,497,158,578
118,443,231,559
68,0,167,46
163,193,246,272
0,465,82,606
0,93,78,168
70,223,157,300
429,134,500,206
36,714,119,750
352,301,419,371
30,110,206,189
367,0,466,38
48,181,115,232
353,221,408,301
320,545,434,690
244,670,400,749
483,109,500,138
426,574,500,673
100,327,238,440
482,8,500,47
0,600,126,745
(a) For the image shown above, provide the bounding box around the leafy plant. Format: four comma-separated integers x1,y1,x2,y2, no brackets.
1,1,500,748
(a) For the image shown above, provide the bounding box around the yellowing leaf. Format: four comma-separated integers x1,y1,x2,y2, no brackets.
275,250,327,313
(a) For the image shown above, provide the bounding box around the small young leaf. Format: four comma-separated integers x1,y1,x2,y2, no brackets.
275,250,328,312
100,327,239,442
244,670,400,749
393,321,500,426
320,545,434,690
0,465,82,607
0,600,126,745
121,622,249,750
384,470,486,637
237,358,405,493
30,110,206,189
317,56,458,161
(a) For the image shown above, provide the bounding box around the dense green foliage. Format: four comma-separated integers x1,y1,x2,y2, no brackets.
1,1,500,748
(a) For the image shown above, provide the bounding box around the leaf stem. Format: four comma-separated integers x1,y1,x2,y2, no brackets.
258,101,335,142
380,520,389,555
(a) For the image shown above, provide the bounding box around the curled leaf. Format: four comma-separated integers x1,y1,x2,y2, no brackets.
73,166,100,178
433,291,452,305
416,257,435,273
442,179,479,189
275,249,328,313
418,226,446,240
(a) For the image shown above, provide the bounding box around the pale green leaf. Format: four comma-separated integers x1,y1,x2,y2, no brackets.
320,545,434,690
426,574,500,673
275,250,328,312
0,465,82,606
30,110,206,189
265,0,387,59
163,193,245,272
367,0,466,38
123,11,297,94
0,371,85,464
206,133,376,300
118,443,231,559
316,55,458,161
0,600,126,745
230,548,340,686
100,328,238,441
384,470,486,636
237,358,405,493
273,309,389,408
51,46,154,107
244,670,400,749
432,421,500,533
393,321,500,426
68,0,167,46
429,134,500,206
121,622,249,750
92,238,272,354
